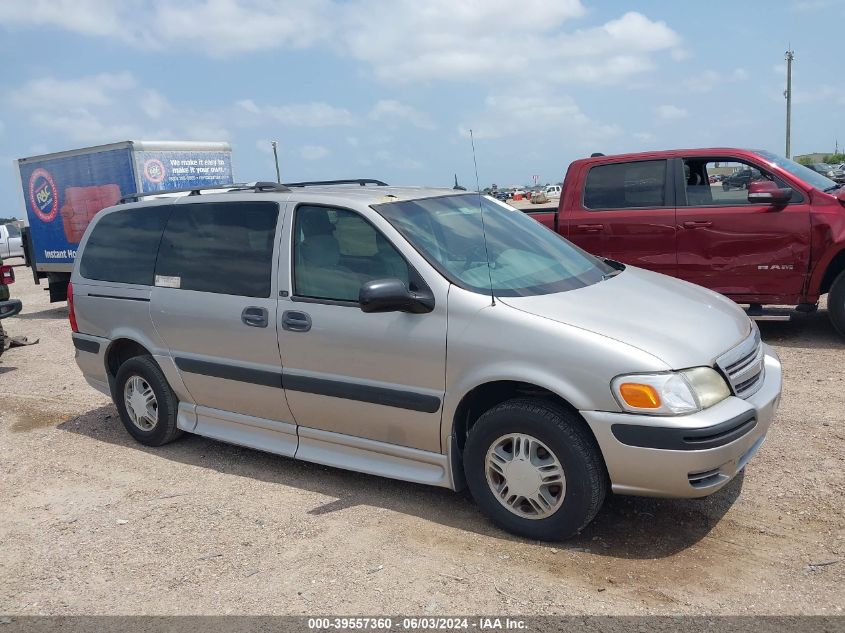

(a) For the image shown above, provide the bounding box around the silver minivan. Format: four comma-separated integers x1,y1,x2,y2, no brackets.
70,182,782,540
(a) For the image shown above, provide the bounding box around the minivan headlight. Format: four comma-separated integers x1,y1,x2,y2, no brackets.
611,367,731,415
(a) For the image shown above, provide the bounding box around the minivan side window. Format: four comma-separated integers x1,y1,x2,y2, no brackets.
155,202,279,298
79,206,172,285
293,205,410,303
583,160,667,210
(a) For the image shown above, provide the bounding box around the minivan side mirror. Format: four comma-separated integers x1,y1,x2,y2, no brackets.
747,181,792,206
359,278,434,314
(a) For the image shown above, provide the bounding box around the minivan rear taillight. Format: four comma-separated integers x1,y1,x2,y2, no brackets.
67,281,79,333
1,265,14,285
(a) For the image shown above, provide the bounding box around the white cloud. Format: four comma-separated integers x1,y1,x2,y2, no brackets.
681,67,748,94
369,100,435,129
346,136,359,147
0,0,328,55
656,104,688,120
301,145,330,161
5,70,232,145
458,91,619,145
140,89,171,119
792,0,837,10
344,5,681,83
151,0,332,56
8,71,136,110
237,100,355,127
0,2,682,87
0,1,141,39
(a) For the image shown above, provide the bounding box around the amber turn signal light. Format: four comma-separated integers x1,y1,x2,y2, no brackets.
618,383,661,409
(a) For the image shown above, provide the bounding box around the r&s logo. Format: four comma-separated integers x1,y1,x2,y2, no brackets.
143,158,166,184
28,168,59,223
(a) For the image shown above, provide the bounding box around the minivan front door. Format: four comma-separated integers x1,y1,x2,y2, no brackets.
277,204,447,454
150,200,295,444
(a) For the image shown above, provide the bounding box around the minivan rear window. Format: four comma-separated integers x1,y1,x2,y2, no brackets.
155,201,279,298
79,206,172,285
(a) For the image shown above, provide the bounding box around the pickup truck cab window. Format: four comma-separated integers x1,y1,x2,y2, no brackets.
682,159,795,206
375,193,615,297
583,160,668,210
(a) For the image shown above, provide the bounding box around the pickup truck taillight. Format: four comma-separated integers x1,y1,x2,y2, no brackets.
67,281,79,333
0,265,14,285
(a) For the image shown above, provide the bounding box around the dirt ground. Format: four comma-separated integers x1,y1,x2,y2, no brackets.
1,260,843,616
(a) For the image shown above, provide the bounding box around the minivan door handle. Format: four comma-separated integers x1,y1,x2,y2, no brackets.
282,310,312,332
575,223,605,233
241,306,269,328
683,220,713,229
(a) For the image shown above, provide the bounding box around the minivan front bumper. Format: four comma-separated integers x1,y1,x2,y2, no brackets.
581,343,782,498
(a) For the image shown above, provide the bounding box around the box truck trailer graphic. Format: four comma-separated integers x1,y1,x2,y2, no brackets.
16,141,233,301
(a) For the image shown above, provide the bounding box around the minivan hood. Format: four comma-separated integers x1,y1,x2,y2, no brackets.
499,267,751,369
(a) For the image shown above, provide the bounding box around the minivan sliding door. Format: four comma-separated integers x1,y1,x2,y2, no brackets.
150,200,295,444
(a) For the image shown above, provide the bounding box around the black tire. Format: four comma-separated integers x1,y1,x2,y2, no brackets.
828,270,845,337
722,182,729,191
114,355,182,446
463,398,607,541
0,321,6,358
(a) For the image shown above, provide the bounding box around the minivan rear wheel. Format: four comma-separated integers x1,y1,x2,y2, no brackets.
114,356,182,446
463,398,607,540
828,270,845,337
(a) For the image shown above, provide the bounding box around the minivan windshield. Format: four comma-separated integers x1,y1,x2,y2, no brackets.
374,194,617,297
757,149,838,191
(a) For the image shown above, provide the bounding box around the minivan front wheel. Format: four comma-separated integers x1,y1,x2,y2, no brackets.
464,398,607,540
115,356,182,446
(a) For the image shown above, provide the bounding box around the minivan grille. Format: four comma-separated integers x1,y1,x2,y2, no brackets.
717,330,765,399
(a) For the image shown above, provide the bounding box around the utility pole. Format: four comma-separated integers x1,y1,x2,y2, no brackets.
271,140,281,183
784,49,794,159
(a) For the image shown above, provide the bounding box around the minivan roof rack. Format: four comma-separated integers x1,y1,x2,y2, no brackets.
283,179,388,187
119,181,290,204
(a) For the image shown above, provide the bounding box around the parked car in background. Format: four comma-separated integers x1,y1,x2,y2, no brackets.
525,148,845,335
492,190,509,201
68,180,780,541
0,255,22,357
544,185,562,198
807,163,845,184
0,224,23,259
722,167,762,190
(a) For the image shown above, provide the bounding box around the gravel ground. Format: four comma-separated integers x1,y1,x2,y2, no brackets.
1,260,843,616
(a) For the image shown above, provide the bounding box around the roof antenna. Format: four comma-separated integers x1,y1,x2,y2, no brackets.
470,128,495,307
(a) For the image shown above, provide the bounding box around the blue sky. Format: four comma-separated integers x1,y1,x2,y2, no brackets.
1,0,844,218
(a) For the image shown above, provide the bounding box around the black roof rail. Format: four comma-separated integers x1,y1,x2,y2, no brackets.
118,181,290,204
283,179,388,187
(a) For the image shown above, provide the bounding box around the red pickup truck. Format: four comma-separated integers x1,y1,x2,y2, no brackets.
528,148,845,335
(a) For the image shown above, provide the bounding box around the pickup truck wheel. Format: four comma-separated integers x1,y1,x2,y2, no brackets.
114,356,182,446
463,398,607,541
828,270,845,337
